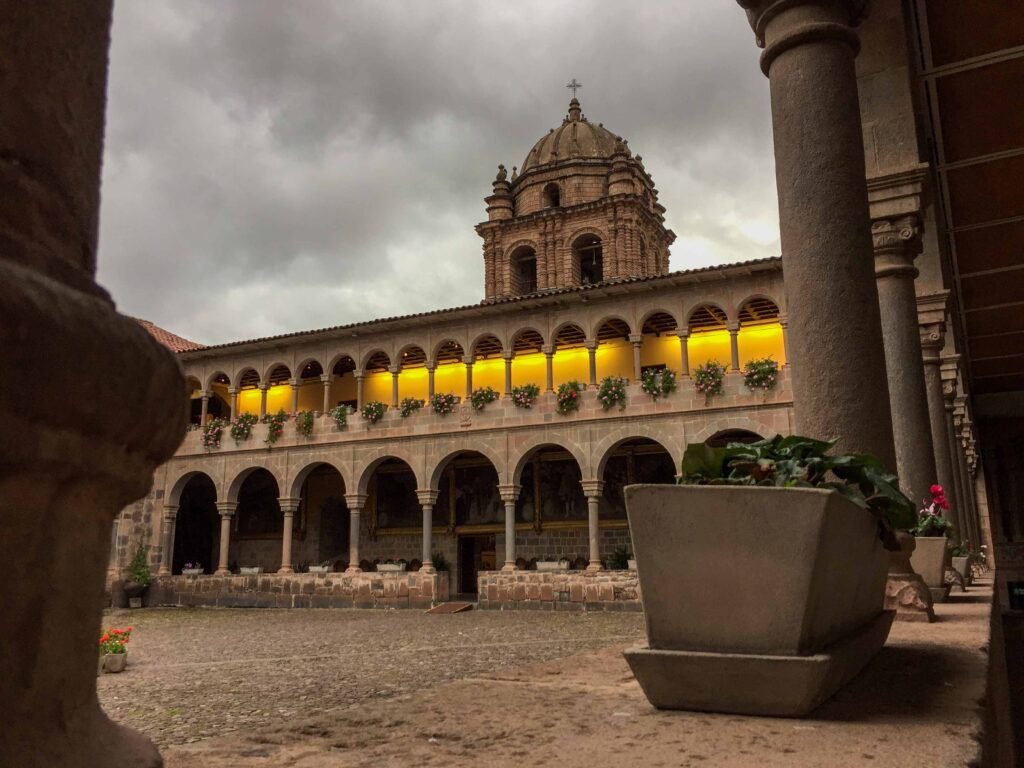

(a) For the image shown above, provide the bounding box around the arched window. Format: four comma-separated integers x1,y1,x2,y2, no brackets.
574,234,603,285
510,245,537,295
542,182,561,208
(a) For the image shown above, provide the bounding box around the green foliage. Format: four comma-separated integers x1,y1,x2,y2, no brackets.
470,386,500,411
694,360,726,397
606,546,633,570
678,434,917,548
230,413,258,444
202,418,228,450
263,409,288,444
641,367,677,401
328,405,348,429
914,512,952,538
743,357,779,391
126,544,151,587
597,376,628,411
511,383,541,408
295,410,315,437
400,397,425,417
430,392,460,415
431,552,449,572
361,401,387,423
556,380,584,415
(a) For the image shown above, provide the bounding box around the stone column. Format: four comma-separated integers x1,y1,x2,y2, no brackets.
502,352,513,396
289,378,299,414
258,383,268,419
498,485,521,570
228,387,239,420
417,489,439,573
389,365,400,408
215,501,237,575
277,497,300,573
543,345,555,392
355,370,365,410
727,323,741,372
581,480,605,571
738,0,897,467
940,357,968,537
426,362,436,400
917,292,956,509
0,5,187,763
585,340,598,386
199,390,210,425
957,418,981,546
463,355,474,399
871,212,936,505
778,314,791,365
345,494,367,573
320,373,333,414
158,505,178,576
677,329,691,377
629,333,643,382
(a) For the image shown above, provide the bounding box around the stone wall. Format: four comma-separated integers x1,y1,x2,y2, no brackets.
151,571,449,609
476,569,640,611
496,526,633,565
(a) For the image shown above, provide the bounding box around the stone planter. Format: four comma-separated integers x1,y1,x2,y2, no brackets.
376,563,406,573
239,566,262,575
952,556,972,586
123,580,147,608
627,559,637,571
536,561,570,572
307,565,330,574
181,568,204,576
910,537,949,589
102,653,127,673
623,484,892,717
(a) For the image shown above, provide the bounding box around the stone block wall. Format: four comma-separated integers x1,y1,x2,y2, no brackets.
151,571,449,609
495,526,633,564
476,569,640,611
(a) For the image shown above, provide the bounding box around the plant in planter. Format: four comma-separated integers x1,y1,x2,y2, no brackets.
910,483,953,593
98,626,132,674
693,360,726,398
742,357,779,391
122,544,152,608
328,405,349,429
535,556,570,572
623,434,916,716
181,561,204,576
429,392,459,415
295,410,315,437
263,409,288,445
555,381,584,415
230,412,258,444
950,540,974,586
470,386,499,411
202,418,228,450
641,368,677,401
606,546,633,571
431,552,450,572
511,383,541,408
400,397,425,417
361,401,387,424
597,376,628,411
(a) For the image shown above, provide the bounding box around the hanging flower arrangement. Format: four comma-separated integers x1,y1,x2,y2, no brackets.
511,383,540,409
328,405,348,429
470,386,500,411
361,401,387,424
263,409,288,445
295,410,315,437
694,361,726,397
597,376,628,411
430,392,460,415
742,357,779,391
202,418,228,450
230,413,258,444
556,380,585,415
641,368,677,401
400,397,425,417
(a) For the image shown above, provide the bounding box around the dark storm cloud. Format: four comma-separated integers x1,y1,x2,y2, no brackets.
97,1,778,345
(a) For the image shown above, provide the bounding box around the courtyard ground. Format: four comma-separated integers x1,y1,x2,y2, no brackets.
99,588,990,767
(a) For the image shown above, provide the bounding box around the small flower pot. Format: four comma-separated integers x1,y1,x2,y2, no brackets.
627,559,637,571
308,565,330,574
128,597,143,609
536,561,569,572
103,653,127,673
239,566,263,575
951,556,972,586
181,568,204,576
909,537,949,588
376,563,406,573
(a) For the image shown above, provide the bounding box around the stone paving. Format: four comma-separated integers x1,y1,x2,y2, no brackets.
97,606,644,748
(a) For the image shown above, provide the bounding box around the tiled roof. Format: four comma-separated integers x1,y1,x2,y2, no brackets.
134,318,206,353
179,256,782,355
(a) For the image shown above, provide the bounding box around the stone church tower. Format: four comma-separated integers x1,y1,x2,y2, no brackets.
476,97,676,300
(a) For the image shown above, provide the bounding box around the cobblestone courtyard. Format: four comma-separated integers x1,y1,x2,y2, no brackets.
97,607,644,748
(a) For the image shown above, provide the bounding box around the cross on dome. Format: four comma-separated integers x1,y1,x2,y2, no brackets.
565,78,582,98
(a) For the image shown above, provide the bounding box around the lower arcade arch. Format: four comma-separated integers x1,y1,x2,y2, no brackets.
230,468,283,572
172,473,218,574
295,464,349,571
598,438,676,521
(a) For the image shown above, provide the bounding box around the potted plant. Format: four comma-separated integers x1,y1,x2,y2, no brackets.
555,381,584,415
361,400,387,423
597,376,628,411
308,564,330,574
742,357,779,392
950,541,973,586
693,360,725,399
431,552,450,572
98,627,132,674
536,556,570,572
910,484,952,593
641,368,677,401
181,561,204,576
123,544,151,608
295,410,315,437
429,392,459,415
328,405,349,429
239,566,262,575
623,434,916,716
511,383,540,408
376,560,407,573
400,397,425,417
470,386,500,411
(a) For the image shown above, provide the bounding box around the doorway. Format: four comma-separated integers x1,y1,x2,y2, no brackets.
457,534,496,596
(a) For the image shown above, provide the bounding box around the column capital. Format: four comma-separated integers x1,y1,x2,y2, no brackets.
288,378,299,388
425,360,436,371
462,354,475,366
541,345,554,356
345,493,368,510
498,483,521,503
628,333,643,345
278,497,301,514
777,313,788,328
319,373,333,384
726,322,740,334
739,0,867,72
416,488,439,506
501,351,514,362
354,369,365,379
871,215,922,279
215,501,237,517
388,365,400,375
916,290,950,328
199,389,211,399
162,504,178,521
257,382,268,392
918,322,946,359
940,354,960,404
677,328,691,340
228,386,239,395
584,340,598,351
580,479,605,497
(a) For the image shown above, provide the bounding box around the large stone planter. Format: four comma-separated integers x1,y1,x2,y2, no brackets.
623,485,893,717
910,537,949,588
952,556,972,586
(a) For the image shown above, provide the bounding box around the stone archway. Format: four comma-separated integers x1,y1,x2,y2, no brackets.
172,472,218,575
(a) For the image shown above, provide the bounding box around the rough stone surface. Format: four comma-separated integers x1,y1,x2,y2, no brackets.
477,570,641,611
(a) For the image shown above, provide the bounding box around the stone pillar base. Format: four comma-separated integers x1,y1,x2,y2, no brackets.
885,573,936,622
501,563,517,572
345,566,362,575
586,562,603,572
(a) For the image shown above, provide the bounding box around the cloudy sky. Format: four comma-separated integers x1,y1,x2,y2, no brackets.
97,1,779,346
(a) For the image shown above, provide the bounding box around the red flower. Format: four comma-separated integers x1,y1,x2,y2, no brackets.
930,484,944,495
100,634,109,643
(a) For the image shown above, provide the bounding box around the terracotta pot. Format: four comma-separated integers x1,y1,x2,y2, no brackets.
910,537,949,588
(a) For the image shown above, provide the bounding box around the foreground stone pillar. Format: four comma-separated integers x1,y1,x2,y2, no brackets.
677,329,690,377
629,333,643,381
389,366,399,408
158,505,178,576
499,484,520,570
940,357,968,536
426,362,436,400
199,390,210,425
739,0,896,466
355,370,365,410
345,493,367,572
320,373,332,414
277,497,299,573
917,292,957,505
543,346,554,392
463,355,474,399
215,502,236,575
581,480,604,571
289,378,299,414
727,323,740,372
417,489,438,573
502,353,513,396
258,383,268,419
586,341,598,386
228,387,238,420
0,6,187,764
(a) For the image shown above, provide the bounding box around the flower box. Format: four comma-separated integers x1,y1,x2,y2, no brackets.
376,563,406,573
623,484,892,717
181,568,204,576
627,559,637,571
536,561,570,572
239,566,262,575
307,565,330,574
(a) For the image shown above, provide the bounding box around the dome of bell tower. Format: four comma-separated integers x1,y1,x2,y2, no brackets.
519,98,619,173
